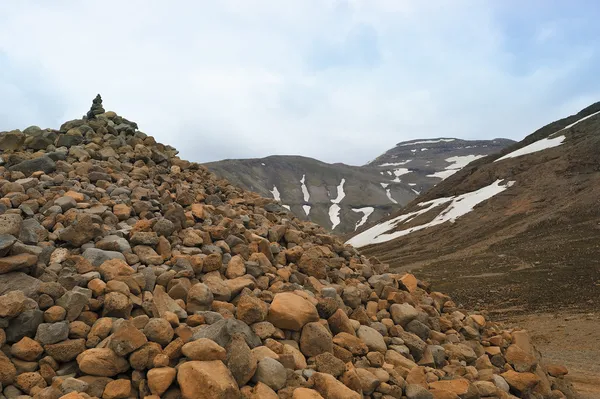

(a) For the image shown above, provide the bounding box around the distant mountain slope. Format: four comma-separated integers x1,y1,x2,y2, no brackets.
349,102,600,315
205,139,514,233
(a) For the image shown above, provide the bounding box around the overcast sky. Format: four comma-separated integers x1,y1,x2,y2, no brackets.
1,1,599,165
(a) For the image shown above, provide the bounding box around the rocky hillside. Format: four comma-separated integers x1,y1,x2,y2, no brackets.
206,139,513,234
349,102,600,316
0,95,573,398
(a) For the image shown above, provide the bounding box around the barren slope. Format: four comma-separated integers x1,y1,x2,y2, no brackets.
351,103,600,315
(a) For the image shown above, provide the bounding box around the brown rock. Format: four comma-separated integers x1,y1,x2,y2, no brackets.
236,294,268,325
108,323,148,356
99,259,134,280
147,367,177,396
226,255,246,279
300,322,333,357
315,352,345,377
546,363,568,377
428,378,470,395
76,348,130,377
267,292,319,331
16,371,47,394
0,253,37,274
292,387,325,399
143,318,174,347
332,332,368,356
11,336,43,361
177,360,240,399
226,333,257,386
311,372,362,399
500,370,541,394
327,309,355,336
44,338,86,362
103,292,132,318
0,353,16,385
102,379,131,399
182,338,226,361
505,344,537,372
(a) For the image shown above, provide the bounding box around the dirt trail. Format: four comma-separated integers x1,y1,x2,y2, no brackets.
507,312,600,399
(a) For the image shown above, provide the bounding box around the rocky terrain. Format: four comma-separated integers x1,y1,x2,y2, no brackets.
206,139,513,234
0,95,572,398
349,102,600,317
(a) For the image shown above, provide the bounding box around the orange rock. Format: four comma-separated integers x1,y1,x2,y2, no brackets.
428,378,470,395
64,190,85,202
147,367,176,396
546,363,568,377
292,387,325,399
500,370,541,394
399,273,418,292
311,372,362,399
267,292,319,331
181,338,226,361
102,379,131,399
177,360,239,399
112,204,132,221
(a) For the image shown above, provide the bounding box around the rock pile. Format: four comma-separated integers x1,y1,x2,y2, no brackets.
0,98,572,399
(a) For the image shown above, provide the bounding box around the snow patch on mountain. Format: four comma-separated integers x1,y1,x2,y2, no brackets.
427,154,486,180
378,160,411,167
303,205,311,215
328,178,346,230
399,138,456,146
352,207,375,231
385,188,398,204
300,174,310,201
391,168,411,182
347,179,514,247
495,136,565,161
270,185,281,201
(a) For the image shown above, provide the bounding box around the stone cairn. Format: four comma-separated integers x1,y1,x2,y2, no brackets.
85,95,105,120
0,97,574,399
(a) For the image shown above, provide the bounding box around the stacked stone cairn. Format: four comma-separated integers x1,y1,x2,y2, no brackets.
0,97,574,399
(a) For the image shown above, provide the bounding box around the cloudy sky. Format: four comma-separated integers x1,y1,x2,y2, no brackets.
1,1,599,165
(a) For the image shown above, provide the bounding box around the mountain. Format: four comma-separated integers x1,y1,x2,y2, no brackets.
348,102,600,316
0,95,573,398
205,138,514,234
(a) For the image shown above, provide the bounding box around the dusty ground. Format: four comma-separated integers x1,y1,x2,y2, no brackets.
507,312,600,399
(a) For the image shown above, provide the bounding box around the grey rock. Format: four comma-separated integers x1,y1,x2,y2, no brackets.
192,318,261,349
252,357,287,391
193,311,223,325
6,309,44,343
0,214,22,236
321,287,337,298
23,126,43,136
60,377,89,394
19,218,48,244
492,374,510,392
96,235,132,253
0,234,16,256
56,291,89,321
357,325,387,353
0,130,25,151
0,272,42,298
406,319,431,341
54,196,77,212
405,384,433,399
82,248,126,267
10,155,56,176
390,303,419,327
153,219,175,237
35,321,70,345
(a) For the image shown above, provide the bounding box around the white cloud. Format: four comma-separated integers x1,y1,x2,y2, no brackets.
0,1,598,165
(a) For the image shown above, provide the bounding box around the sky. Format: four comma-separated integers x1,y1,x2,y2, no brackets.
1,1,600,165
